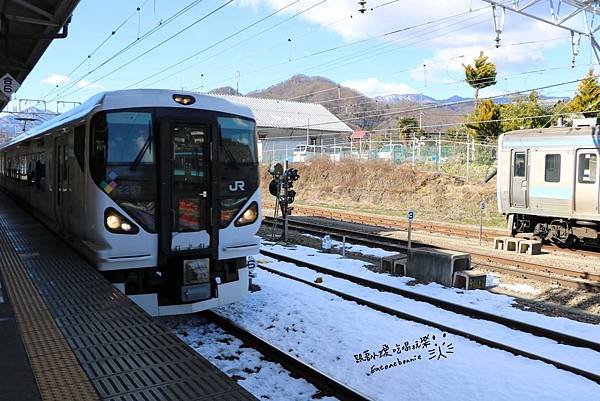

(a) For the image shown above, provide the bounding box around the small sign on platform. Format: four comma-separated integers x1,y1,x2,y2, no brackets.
407,208,415,249
1,73,20,100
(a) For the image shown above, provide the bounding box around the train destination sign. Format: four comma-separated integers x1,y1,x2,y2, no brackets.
1,73,20,100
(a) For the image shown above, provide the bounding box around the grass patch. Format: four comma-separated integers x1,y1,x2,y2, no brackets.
261,158,505,228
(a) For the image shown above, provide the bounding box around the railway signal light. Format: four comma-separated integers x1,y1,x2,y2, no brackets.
267,162,300,242
269,162,284,177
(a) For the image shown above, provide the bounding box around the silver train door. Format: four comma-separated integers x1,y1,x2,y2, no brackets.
53,135,68,229
511,150,528,208
574,149,599,214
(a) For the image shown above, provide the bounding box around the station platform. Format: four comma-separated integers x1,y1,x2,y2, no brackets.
0,192,256,401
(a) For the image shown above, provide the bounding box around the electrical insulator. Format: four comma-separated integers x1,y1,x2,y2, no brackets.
358,0,366,13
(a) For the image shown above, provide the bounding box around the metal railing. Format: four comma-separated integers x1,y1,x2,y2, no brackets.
259,137,497,180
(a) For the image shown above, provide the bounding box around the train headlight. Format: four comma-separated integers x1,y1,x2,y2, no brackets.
104,208,140,234
235,202,258,227
173,94,196,105
106,214,121,230
183,258,210,285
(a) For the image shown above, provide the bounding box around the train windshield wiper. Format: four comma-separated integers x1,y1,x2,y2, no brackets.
130,124,152,171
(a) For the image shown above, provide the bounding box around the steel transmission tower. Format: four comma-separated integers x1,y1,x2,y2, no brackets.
481,0,600,64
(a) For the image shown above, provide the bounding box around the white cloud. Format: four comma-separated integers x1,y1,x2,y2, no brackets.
341,77,414,96
410,20,565,85
244,0,568,82
42,73,70,85
77,80,103,90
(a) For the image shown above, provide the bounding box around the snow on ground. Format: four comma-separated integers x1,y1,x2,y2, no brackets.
261,241,600,343
301,234,398,258
206,268,600,401
259,255,600,374
164,315,338,401
499,283,543,296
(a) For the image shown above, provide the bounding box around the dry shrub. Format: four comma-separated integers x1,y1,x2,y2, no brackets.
261,157,502,226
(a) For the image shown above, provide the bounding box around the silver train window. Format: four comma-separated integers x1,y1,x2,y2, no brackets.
544,154,561,183
578,153,597,184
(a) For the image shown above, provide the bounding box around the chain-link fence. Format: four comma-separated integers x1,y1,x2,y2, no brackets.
258,137,497,181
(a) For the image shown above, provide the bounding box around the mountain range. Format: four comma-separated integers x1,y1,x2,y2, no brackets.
0,107,58,142
374,93,568,105
0,75,572,140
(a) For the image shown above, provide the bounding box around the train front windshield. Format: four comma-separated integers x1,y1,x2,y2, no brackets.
90,109,258,236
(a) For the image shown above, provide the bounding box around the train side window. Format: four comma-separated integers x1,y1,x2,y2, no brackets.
578,153,597,184
74,125,85,172
544,154,561,183
513,153,526,177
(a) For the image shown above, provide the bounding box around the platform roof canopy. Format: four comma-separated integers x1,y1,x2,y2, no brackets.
0,0,80,111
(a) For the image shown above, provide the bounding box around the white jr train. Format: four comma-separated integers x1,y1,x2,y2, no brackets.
497,122,600,246
0,89,261,315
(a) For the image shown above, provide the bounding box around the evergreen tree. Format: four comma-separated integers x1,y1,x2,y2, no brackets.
396,117,420,142
568,69,600,117
463,51,497,103
501,91,551,132
466,99,502,142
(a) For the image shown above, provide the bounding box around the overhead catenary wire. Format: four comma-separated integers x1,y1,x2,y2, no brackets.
255,77,589,132
41,0,152,99
286,39,568,107
44,0,209,100
306,58,575,114
129,0,327,90
51,0,234,101
137,0,407,90
195,1,504,92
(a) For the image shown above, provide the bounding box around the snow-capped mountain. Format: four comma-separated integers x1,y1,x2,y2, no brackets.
0,107,58,141
374,93,568,106
375,93,439,104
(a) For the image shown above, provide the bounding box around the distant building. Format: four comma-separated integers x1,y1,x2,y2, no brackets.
213,95,353,162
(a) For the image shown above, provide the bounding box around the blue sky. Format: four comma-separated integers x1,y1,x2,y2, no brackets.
6,0,599,112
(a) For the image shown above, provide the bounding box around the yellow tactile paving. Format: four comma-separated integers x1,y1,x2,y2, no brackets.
0,229,100,401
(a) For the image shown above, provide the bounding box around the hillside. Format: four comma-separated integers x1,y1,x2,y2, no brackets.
223,74,472,134
220,74,570,135
248,74,383,130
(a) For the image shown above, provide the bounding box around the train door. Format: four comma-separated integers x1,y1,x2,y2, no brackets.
53,135,68,230
511,150,528,208
574,149,599,214
157,120,212,264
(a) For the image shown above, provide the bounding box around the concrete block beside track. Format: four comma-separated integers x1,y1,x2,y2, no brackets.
380,254,407,275
518,239,542,255
453,270,487,290
493,236,513,250
406,248,471,287
505,237,520,252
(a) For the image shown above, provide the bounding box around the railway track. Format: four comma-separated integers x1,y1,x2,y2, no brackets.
265,203,600,258
202,310,371,401
263,203,507,241
259,249,600,352
263,216,600,292
257,252,600,385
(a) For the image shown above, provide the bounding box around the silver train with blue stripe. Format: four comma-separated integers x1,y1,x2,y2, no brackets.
0,89,261,315
498,124,600,246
